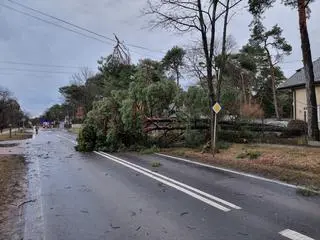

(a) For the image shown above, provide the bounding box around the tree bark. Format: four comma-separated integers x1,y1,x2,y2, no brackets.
197,0,218,155
265,48,280,120
297,0,319,141
217,0,230,102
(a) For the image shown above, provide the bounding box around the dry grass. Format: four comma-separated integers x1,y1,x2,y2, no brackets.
0,131,32,142
0,155,27,239
68,127,82,135
162,144,320,189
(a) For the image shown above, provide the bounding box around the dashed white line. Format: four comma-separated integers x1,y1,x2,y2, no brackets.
96,151,242,212
279,229,315,240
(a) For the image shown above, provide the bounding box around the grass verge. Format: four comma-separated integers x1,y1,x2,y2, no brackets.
161,144,320,191
0,155,27,238
68,127,82,135
0,131,32,142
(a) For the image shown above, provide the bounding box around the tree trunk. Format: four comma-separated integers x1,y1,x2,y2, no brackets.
265,48,280,120
197,0,218,155
216,0,230,102
298,0,319,141
176,67,180,87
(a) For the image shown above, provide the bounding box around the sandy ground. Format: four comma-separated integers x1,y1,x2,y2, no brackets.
0,143,28,240
163,143,320,189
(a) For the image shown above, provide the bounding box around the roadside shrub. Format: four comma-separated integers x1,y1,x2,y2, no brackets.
237,150,261,160
140,145,160,154
285,120,307,137
184,129,206,147
216,141,231,150
288,120,307,131
75,125,96,152
247,150,261,159
218,130,258,143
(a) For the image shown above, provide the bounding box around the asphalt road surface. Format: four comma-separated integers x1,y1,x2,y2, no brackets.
22,129,320,240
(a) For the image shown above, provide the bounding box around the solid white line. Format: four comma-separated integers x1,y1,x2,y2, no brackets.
279,229,315,240
156,153,300,189
95,151,231,212
100,151,241,210
54,136,240,211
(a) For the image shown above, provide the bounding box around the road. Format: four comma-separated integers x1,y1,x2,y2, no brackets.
22,129,320,240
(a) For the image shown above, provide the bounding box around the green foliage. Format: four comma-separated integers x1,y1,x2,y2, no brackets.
218,129,258,143
184,129,206,147
296,187,319,197
151,161,162,168
162,46,186,86
250,22,292,56
184,86,209,119
288,120,307,131
283,120,307,137
140,145,160,154
216,141,231,150
0,88,24,128
42,104,67,122
248,0,276,17
76,125,97,152
237,150,261,160
75,54,180,152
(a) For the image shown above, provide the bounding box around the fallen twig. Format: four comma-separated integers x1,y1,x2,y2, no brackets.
18,199,36,207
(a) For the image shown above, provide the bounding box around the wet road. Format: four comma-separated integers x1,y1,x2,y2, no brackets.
22,129,320,240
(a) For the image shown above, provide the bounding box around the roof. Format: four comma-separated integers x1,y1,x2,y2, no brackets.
278,57,320,90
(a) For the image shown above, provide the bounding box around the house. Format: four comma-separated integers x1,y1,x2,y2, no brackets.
278,57,320,124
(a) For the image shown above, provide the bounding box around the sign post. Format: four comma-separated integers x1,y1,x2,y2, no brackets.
212,102,222,155
22,118,26,130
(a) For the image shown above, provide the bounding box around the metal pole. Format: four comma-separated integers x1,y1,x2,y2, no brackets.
213,112,218,156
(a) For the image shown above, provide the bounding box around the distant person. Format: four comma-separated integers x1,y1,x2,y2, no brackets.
35,125,39,134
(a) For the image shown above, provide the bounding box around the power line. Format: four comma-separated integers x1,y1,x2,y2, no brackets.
0,60,96,70
0,68,75,74
1,3,161,59
0,3,113,45
6,0,166,54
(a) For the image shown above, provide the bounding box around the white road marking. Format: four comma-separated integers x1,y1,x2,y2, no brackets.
52,135,241,211
100,151,241,210
156,153,302,189
279,229,315,240
96,151,243,212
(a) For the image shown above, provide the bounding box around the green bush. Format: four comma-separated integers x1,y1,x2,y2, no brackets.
216,141,231,150
140,145,160,154
75,125,97,152
286,120,307,136
288,119,307,131
184,129,206,147
218,130,258,143
236,150,261,160
247,150,261,159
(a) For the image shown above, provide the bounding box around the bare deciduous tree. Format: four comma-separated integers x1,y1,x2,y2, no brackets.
71,67,94,85
144,0,243,153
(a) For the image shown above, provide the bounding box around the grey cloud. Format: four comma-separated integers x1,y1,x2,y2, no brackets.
1,0,319,116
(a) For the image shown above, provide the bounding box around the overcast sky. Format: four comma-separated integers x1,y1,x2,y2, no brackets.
1,0,320,116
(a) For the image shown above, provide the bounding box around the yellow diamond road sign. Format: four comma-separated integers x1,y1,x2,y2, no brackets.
212,102,222,114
